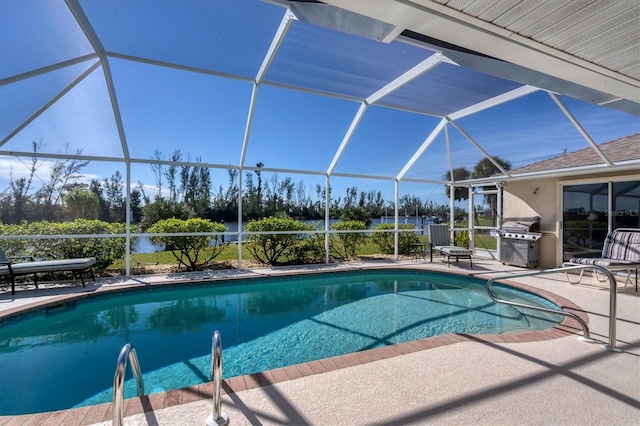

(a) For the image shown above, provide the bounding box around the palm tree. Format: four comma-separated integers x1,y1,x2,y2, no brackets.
443,167,471,201
471,156,511,180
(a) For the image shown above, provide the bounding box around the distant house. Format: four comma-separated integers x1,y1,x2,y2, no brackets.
501,133,640,268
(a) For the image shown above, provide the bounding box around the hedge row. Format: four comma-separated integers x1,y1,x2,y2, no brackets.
0,219,135,269
1,217,425,271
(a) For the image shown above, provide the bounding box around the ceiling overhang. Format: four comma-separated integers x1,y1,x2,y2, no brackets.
317,0,640,115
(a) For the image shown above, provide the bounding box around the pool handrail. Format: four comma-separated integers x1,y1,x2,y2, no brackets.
113,343,145,426
486,264,620,351
486,266,590,344
206,330,229,426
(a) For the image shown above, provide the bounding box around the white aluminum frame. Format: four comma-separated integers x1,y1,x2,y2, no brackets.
1,2,637,274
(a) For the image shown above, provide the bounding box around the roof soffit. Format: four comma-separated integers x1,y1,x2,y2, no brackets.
321,0,640,112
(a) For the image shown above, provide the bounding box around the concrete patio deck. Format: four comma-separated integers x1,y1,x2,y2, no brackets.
1,258,638,425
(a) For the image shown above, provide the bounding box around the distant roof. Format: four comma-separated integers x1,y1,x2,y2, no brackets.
510,133,640,174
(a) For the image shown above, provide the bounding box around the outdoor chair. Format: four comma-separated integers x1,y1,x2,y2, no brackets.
428,224,472,267
563,228,639,291
0,246,96,295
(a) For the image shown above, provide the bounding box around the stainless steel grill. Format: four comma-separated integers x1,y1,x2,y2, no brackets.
498,218,542,268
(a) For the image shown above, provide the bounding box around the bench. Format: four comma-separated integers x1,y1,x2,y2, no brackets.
563,228,639,291
0,248,96,295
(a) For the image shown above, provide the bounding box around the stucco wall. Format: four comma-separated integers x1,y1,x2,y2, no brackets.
503,179,558,268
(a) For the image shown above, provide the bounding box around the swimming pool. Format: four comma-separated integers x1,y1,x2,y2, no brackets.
0,269,563,415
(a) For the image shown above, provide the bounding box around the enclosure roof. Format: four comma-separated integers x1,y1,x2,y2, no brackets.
324,0,640,111
0,0,639,193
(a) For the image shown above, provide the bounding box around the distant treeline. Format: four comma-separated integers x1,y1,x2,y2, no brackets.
1,146,455,228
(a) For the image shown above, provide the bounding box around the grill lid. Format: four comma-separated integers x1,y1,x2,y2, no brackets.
501,217,541,233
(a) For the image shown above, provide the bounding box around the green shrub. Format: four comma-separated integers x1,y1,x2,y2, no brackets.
0,219,135,269
0,222,30,257
455,230,469,248
244,217,315,265
330,220,367,259
289,234,326,264
147,218,227,271
370,223,419,255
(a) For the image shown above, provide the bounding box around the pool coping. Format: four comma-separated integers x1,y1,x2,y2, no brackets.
0,268,588,425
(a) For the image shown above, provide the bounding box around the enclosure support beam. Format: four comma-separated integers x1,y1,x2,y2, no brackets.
447,119,512,177
325,175,331,264
397,118,447,181
548,92,612,166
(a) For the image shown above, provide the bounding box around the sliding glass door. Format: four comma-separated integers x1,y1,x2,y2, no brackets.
562,180,639,261
611,181,640,229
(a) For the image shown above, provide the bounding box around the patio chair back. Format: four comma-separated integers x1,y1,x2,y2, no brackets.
601,229,640,261
428,224,451,247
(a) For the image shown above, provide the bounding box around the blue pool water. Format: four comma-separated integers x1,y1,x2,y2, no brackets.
0,269,562,415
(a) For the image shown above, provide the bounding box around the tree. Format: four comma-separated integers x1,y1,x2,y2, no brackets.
165,150,182,202
344,186,357,209
341,206,372,228
443,167,471,201
472,156,511,180
36,146,90,220
169,156,213,217
102,171,125,222
224,168,238,204
255,162,264,210
442,156,511,204
89,179,110,221
243,171,258,218
6,176,31,223
151,149,164,200
130,188,143,224
4,141,44,222
399,194,422,217
64,188,99,219
140,199,193,231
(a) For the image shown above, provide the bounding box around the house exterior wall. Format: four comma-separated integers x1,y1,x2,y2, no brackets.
503,169,639,268
503,179,558,268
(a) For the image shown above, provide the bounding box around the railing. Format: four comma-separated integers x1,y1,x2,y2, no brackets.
206,330,229,426
113,343,145,426
486,264,625,352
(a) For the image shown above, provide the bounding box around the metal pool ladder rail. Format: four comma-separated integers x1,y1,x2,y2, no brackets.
486,264,621,351
113,343,145,426
486,267,593,342
207,330,229,426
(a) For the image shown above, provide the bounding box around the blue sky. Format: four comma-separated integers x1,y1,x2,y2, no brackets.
1,0,639,209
